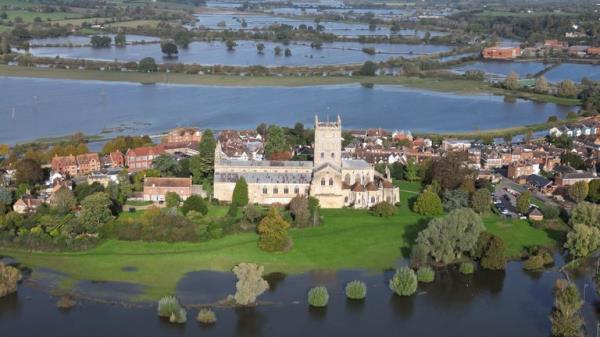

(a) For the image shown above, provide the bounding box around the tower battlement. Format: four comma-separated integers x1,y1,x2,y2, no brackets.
315,115,341,129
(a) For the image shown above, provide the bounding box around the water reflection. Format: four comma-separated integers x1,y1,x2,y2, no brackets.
235,306,265,337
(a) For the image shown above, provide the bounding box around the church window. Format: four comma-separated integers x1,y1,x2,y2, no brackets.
331,152,335,159
321,178,325,186
294,186,300,194
320,152,324,159
262,187,268,194
329,178,334,186
371,196,375,203
344,174,351,184
344,196,348,203
284,187,289,194
273,187,278,194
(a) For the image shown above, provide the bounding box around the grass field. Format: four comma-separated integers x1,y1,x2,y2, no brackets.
105,19,165,28
0,10,83,23
1,190,560,300
475,10,577,17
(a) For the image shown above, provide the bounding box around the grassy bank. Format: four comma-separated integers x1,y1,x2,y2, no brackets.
1,193,558,300
0,65,580,106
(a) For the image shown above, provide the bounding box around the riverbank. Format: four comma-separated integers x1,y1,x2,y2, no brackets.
1,195,559,300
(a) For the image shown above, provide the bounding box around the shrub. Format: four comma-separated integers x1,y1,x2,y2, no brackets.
232,263,269,305
416,266,435,283
158,295,182,318
231,177,249,208
480,235,507,270
56,295,76,309
345,280,366,300
523,255,545,271
369,201,396,218
459,262,474,275
170,307,187,324
181,195,208,215
410,243,429,268
307,286,329,307
413,191,443,216
257,207,292,252
197,308,216,324
389,267,417,296
541,204,560,220
0,262,21,297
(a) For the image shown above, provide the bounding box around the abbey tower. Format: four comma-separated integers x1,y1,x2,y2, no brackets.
313,115,342,169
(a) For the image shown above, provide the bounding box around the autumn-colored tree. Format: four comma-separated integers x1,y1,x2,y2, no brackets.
257,207,291,252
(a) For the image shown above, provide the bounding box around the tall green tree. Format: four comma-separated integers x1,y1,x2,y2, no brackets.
471,188,491,214
568,181,589,203
15,158,43,185
550,280,584,337
153,154,181,177
264,125,288,159
80,192,113,233
405,159,419,182
588,179,600,203
138,57,157,72
161,41,179,57
190,129,216,184
413,190,443,216
516,190,531,214
480,234,506,270
50,187,76,215
231,177,249,208
114,33,126,47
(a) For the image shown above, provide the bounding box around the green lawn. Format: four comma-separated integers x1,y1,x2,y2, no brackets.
1,10,82,22
2,191,559,300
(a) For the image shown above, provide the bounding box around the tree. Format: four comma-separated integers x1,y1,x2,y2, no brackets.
568,181,589,203
138,57,157,72
232,263,269,305
405,159,419,182
442,189,469,212
503,71,519,90
50,187,76,215
189,129,216,184
80,192,113,233
152,154,180,176
161,41,179,57
588,179,600,203
534,76,549,93
226,39,237,51
550,280,584,337
289,195,311,227
471,188,491,214
569,202,600,228
15,158,43,185
557,80,578,98
256,43,265,54
389,267,417,296
257,207,291,252
369,201,396,217
165,192,181,208
284,48,292,57
274,46,282,56
516,190,531,214
561,153,586,170
0,187,12,214
231,177,249,208
181,195,207,215
564,223,600,258
358,61,377,76
480,234,506,270
90,35,111,48
174,31,191,48
413,190,443,216
425,152,473,190
264,125,289,159
0,35,10,55
416,208,485,264
114,33,126,47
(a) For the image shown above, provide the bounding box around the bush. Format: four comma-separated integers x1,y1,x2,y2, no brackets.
158,295,183,318
416,266,435,283
369,201,396,218
181,195,208,215
459,262,474,275
389,267,417,296
345,280,366,300
413,191,443,216
523,255,545,271
197,308,216,324
307,286,329,307
480,235,507,270
410,243,429,268
541,204,560,220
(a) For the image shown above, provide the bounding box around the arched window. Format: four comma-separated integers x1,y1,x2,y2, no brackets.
284,187,289,194
355,174,361,184
294,186,300,194
344,196,348,203
329,178,334,186
320,152,324,159
331,152,335,159
273,187,278,194
321,178,325,186
262,187,268,194
370,196,375,204
344,174,351,184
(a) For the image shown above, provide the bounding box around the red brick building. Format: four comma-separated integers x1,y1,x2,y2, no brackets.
125,145,165,171
164,128,202,144
76,153,101,174
51,155,78,176
482,47,521,59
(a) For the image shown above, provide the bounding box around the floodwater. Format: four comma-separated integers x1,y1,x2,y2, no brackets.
1,255,599,337
192,12,447,38
544,63,600,83
28,34,160,46
452,61,548,78
0,77,575,144
27,40,451,66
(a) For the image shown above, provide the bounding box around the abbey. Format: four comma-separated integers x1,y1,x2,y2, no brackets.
213,116,400,208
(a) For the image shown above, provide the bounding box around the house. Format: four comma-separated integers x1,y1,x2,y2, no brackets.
442,139,471,151
106,150,125,168
588,47,600,56
13,197,43,214
482,47,521,59
568,45,590,57
125,145,165,171
528,208,544,222
481,151,503,169
544,40,568,50
51,154,78,176
76,153,101,174
555,171,598,186
507,161,539,179
164,127,202,144
526,174,552,190
143,177,193,202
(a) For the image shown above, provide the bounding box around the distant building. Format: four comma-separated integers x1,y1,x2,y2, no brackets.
507,161,539,179
482,47,521,59
555,172,598,186
125,145,165,171
51,153,101,176
143,177,193,201
13,197,43,214
164,127,202,144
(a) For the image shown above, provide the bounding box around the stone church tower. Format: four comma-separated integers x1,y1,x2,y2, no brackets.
310,115,345,208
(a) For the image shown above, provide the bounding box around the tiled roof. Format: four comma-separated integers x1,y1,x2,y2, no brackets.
144,177,191,188
215,172,312,184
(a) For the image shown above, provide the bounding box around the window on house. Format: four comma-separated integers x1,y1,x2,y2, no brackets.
329,178,333,186
284,187,289,194
331,152,335,159
263,187,268,194
294,186,300,194
320,152,324,159
273,187,278,194
371,196,375,203
321,178,325,186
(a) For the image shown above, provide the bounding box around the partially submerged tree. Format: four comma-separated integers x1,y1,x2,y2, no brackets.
232,263,269,306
